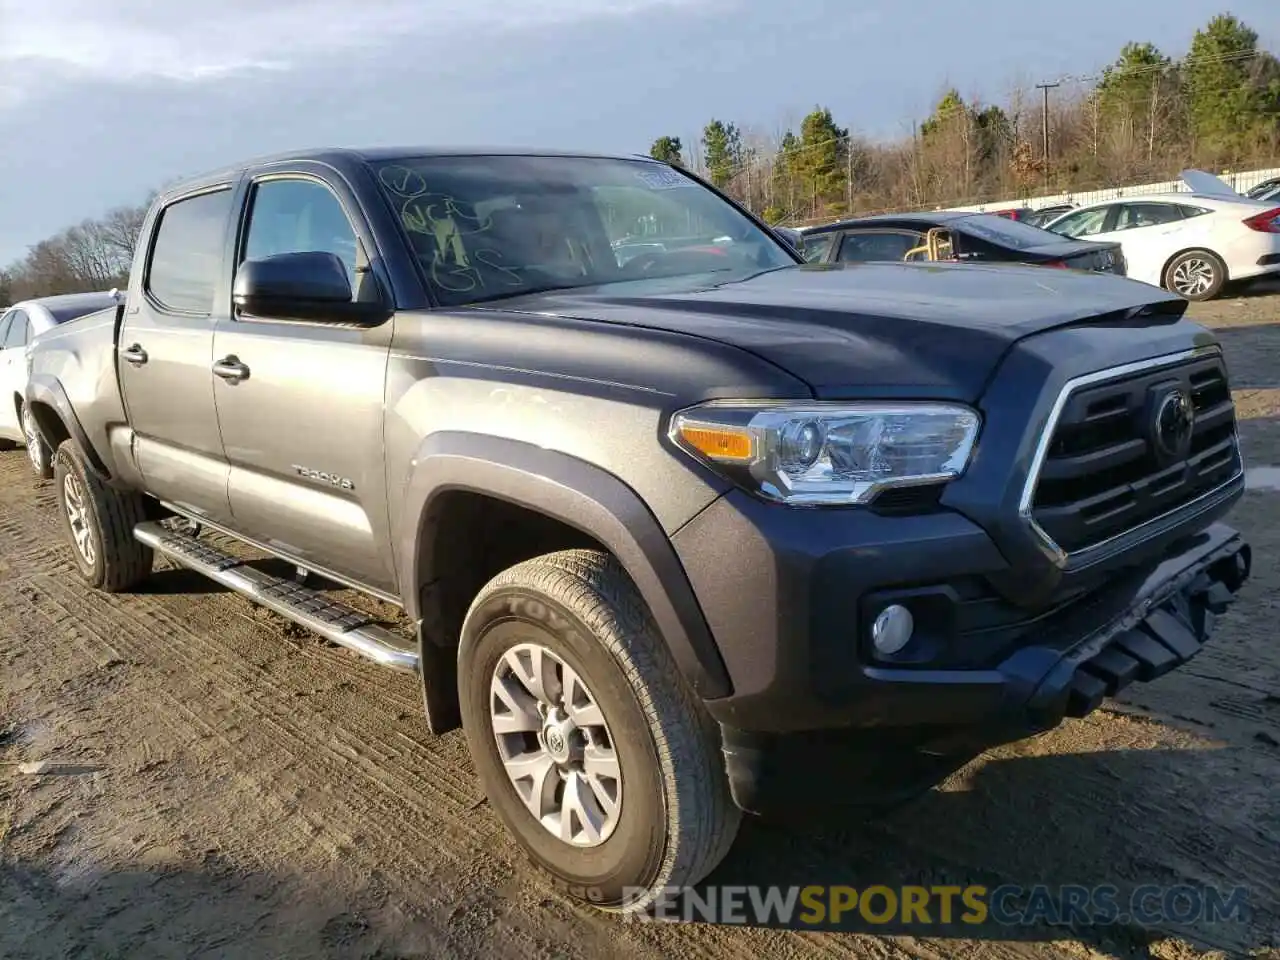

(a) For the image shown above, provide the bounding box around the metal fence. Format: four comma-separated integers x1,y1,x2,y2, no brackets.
944,166,1280,214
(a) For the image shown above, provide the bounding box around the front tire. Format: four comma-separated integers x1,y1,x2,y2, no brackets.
52,440,153,592
1164,249,1227,301
21,403,53,481
457,549,740,912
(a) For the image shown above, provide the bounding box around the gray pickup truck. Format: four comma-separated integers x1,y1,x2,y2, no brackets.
26,146,1252,912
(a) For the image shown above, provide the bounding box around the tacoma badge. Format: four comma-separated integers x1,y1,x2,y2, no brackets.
291,465,355,491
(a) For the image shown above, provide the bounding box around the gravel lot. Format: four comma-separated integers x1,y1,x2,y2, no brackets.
2,284,1278,960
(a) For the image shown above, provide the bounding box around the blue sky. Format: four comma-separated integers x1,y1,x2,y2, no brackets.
1,0,1276,266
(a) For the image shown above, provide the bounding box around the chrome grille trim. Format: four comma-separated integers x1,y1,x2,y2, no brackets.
1017,345,1242,567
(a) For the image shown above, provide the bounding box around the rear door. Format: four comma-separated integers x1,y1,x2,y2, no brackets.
0,310,23,437
211,168,398,594
117,184,239,522
1104,202,1193,286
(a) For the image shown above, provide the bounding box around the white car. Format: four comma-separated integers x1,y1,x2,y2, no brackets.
0,291,121,478
1043,170,1280,301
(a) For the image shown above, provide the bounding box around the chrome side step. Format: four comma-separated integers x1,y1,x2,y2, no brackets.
133,521,419,673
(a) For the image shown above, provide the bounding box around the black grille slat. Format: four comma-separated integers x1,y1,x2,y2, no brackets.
1037,438,1146,483
1031,355,1240,553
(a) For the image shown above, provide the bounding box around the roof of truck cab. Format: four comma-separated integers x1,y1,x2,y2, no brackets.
162,146,662,195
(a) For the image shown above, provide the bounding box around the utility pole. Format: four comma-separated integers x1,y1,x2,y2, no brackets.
845,136,854,213
1035,80,1060,188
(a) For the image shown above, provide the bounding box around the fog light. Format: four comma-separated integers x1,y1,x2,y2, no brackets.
871,604,914,655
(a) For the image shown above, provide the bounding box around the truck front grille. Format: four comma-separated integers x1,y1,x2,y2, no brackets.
1028,352,1240,555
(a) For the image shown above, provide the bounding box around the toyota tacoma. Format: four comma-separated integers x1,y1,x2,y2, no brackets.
25,147,1251,912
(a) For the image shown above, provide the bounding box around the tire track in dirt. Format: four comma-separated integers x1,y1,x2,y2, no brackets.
2,466,859,958
0,504,672,955
9,576,514,955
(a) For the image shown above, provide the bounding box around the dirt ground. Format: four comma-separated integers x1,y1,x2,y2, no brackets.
2,285,1280,960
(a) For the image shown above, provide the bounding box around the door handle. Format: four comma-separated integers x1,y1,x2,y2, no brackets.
212,356,250,382
121,344,148,366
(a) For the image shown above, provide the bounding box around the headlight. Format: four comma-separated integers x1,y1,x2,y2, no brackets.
669,401,981,505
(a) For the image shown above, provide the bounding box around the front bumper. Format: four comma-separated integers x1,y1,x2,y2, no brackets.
671,491,1250,814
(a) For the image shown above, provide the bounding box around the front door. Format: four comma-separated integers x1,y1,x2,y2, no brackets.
211,172,397,594
117,185,238,522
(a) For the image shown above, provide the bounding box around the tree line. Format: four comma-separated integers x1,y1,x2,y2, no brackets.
4,13,1278,303
651,14,1280,224
1,199,150,304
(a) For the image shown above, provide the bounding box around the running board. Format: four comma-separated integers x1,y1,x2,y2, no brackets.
133,521,419,673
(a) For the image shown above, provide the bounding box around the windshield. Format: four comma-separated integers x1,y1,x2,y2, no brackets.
371,155,795,306
956,214,1061,250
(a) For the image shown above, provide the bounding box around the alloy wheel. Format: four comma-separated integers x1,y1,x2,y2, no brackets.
1171,257,1215,297
489,642,623,847
63,471,96,567
22,406,42,472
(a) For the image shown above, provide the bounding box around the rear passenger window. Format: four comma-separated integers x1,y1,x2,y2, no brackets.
146,188,234,314
1113,203,1184,231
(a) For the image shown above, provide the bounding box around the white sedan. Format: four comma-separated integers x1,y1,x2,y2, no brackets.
0,291,121,479
1043,171,1280,301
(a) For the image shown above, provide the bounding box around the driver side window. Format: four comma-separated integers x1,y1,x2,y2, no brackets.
242,179,361,296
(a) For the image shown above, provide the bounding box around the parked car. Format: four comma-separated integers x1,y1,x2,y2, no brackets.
0,290,121,478
1019,203,1076,228
1042,170,1280,300
1245,176,1280,200
25,146,1250,914
798,210,1125,274
1247,180,1280,204
990,203,1074,227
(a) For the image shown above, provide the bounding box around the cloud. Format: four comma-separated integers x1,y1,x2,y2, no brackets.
0,0,708,92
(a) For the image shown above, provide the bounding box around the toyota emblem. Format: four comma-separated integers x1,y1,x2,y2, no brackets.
1152,388,1195,462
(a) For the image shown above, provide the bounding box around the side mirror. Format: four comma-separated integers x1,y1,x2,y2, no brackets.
233,251,390,325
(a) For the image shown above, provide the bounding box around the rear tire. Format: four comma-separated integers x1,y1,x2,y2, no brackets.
1163,249,1227,301
457,549,740,913
52,440,153,592
20,403,53,481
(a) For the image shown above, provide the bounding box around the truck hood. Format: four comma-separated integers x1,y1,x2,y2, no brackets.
484,261,1186,401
